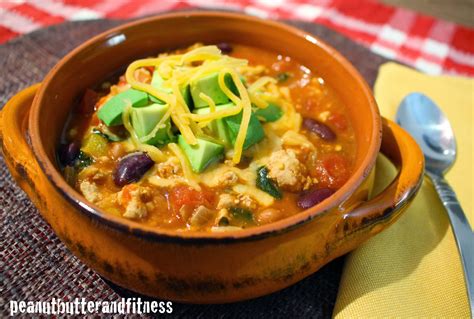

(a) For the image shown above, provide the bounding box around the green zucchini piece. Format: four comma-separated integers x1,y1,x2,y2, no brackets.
81,133,108,158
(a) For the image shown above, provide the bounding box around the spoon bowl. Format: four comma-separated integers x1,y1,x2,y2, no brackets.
396,92,456,175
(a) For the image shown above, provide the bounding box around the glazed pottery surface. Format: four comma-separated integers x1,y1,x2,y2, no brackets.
0,12,424,303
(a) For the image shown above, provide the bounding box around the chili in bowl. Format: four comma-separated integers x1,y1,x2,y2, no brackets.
0,12,424,303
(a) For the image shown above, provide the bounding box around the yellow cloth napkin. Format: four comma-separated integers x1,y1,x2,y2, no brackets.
333,62,473,318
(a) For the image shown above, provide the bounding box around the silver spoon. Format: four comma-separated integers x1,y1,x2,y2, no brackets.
397,92,473,316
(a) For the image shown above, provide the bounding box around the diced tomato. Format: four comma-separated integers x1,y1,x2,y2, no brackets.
169,186,215,213
118,75,127,86
328,112,348,131
312,154,351,189
166,213,186,228
95,96,109,111
78,89,98,114
89,113,100,126
144,66,154,74
271,59,292,73
134,68,152,83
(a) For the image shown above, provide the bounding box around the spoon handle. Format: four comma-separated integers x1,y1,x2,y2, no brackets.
428,172,474,315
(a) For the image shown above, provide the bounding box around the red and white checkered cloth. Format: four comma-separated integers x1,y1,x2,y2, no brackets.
1,0,473,76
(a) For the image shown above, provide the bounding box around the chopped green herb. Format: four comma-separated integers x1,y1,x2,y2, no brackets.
218,217,230,226
75,151,94,170
276,72,291,83
254,103,283,122
256,166,282,199
229,207,255,227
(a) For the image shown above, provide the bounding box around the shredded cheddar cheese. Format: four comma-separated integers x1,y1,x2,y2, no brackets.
125,46,248,147
247,76,277,94
218,68,251,163
119,44,307,190
199,92,218,133
148,176,188,188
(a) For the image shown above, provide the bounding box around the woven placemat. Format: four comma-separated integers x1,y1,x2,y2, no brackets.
0,13,388,318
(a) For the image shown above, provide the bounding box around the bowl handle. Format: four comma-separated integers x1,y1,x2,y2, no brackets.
337,117,424,248
0,84,45,207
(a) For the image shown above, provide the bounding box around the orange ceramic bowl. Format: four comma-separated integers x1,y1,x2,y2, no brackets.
0,12,424,303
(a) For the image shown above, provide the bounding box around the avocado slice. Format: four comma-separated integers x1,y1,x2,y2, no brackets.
97,89,149,126
148,94,166,105
194,103,265,149
150,72,192,107
254,103,283,122
178,136,224,173
151,70,166,89
224,110,265,150
131,103,173,146
190,72,239,108
193,103,233,145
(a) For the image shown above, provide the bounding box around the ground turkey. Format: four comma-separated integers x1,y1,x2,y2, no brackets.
266,149,312,192
117,186,152,219
217,193,257,210
79,180,101,203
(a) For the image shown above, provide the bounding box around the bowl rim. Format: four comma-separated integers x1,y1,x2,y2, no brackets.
29,10,381,243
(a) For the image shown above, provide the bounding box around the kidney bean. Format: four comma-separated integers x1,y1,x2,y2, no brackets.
303,118,336,141
113,153,154,186
256,208,282,225
59,141,80,166
297,187,335,209
216,42,233,54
